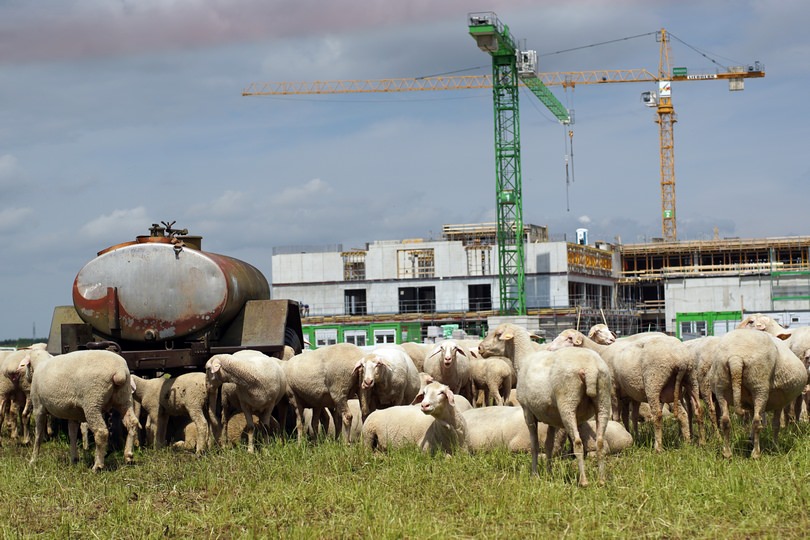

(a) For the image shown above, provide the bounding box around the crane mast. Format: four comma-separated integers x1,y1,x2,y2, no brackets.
468,12,570,315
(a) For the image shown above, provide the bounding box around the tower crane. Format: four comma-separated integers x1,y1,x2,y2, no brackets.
243,13,764,313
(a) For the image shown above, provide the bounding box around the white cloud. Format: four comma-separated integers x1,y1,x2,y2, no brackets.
79,207,150,242
274,178,332,206
188,190,249,219
0,207,34,233
578,215,591,225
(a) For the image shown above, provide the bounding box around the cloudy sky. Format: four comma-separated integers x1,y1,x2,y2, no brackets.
1,0,807,340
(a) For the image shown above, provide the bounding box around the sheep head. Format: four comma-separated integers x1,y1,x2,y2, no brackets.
354,354,392,389
588,323,616,345
547,329,584,351
412,381,455,416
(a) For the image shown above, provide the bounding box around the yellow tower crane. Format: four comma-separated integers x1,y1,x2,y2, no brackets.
244,28,764,242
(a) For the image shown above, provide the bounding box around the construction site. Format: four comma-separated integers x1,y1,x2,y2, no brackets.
255,11,784,346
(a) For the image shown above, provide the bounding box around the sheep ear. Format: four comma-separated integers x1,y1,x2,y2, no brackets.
468,349,479,358
500,331,514,342
410,392,424,405
428,346,441,358
377,358,393,371
18,354,30,370
353,360,364,374
611,331,617,339
573,333,583,346
444,387,456,406
210,359,221,374
455,346,467,358
130,377,137,393
777,332,792,341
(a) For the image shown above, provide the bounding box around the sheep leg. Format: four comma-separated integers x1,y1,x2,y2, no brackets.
646,393,664,453
630,401,641,438
490,382,504,406
80,422,90,451
207,388,223,447
0,396,9,443
524,409,541,476
188,409,209,455
240,406,256,453
84,411,109,472
771,408,782,452
750,405,763,459
561,416,587,488
120,407,138,465
544,425,557,477
293,401,308,443
29,406,47,465
155,411,169,450
68,420,80,464
20,397,32,445
333,401,353,444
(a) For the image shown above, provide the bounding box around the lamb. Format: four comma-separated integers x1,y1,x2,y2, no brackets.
19,349,139,471
479,323,612,486
354,345,421,421
469,355,512,406
462,405,633,456
547,328,702,452
709,328,806,458
131,372,211,454
362,381,468,455
283,342,364,442
205,350,287,453
423,340,474,402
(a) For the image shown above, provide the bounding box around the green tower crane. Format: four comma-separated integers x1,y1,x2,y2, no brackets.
468,12,571,315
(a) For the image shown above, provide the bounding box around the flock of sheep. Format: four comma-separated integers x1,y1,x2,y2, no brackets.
0,311,808,487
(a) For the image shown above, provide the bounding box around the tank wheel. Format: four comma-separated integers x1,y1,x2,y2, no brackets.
284,326,303,354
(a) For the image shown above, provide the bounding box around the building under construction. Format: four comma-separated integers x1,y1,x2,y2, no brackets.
271,223,810,346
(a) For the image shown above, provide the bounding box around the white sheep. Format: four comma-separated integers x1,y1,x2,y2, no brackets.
469,355,512,406
362,381,468,455
462,405,633,456
400,342,434,372
131,372,211,454
479,323,613,486
423,340,474,402
205,350,287,453
709,328,806,458
353,345,421,421
283,343,364,442
0,349,34,444
20,349,140,471
547,328,701,452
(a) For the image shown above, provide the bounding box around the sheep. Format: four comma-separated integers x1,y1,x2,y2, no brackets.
469,355,512,406
683,336,723,437
20,349,139,471
547,328,701,452
283,343,364,443
736,314,810,422
0,349,35,444
362,381,468,455
205,350,287,453
400,342,434,372
479,323,612,486
709,328,806,458
354,345,421,421
423,340,474,402
462,405,633,456
131,372,211,455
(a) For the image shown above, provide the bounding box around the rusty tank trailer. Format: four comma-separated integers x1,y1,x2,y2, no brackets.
47,222,303,375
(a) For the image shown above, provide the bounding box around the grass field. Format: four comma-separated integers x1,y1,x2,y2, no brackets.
2,418,810,538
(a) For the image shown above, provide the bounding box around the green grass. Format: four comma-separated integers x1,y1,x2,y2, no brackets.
2,418,810,538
